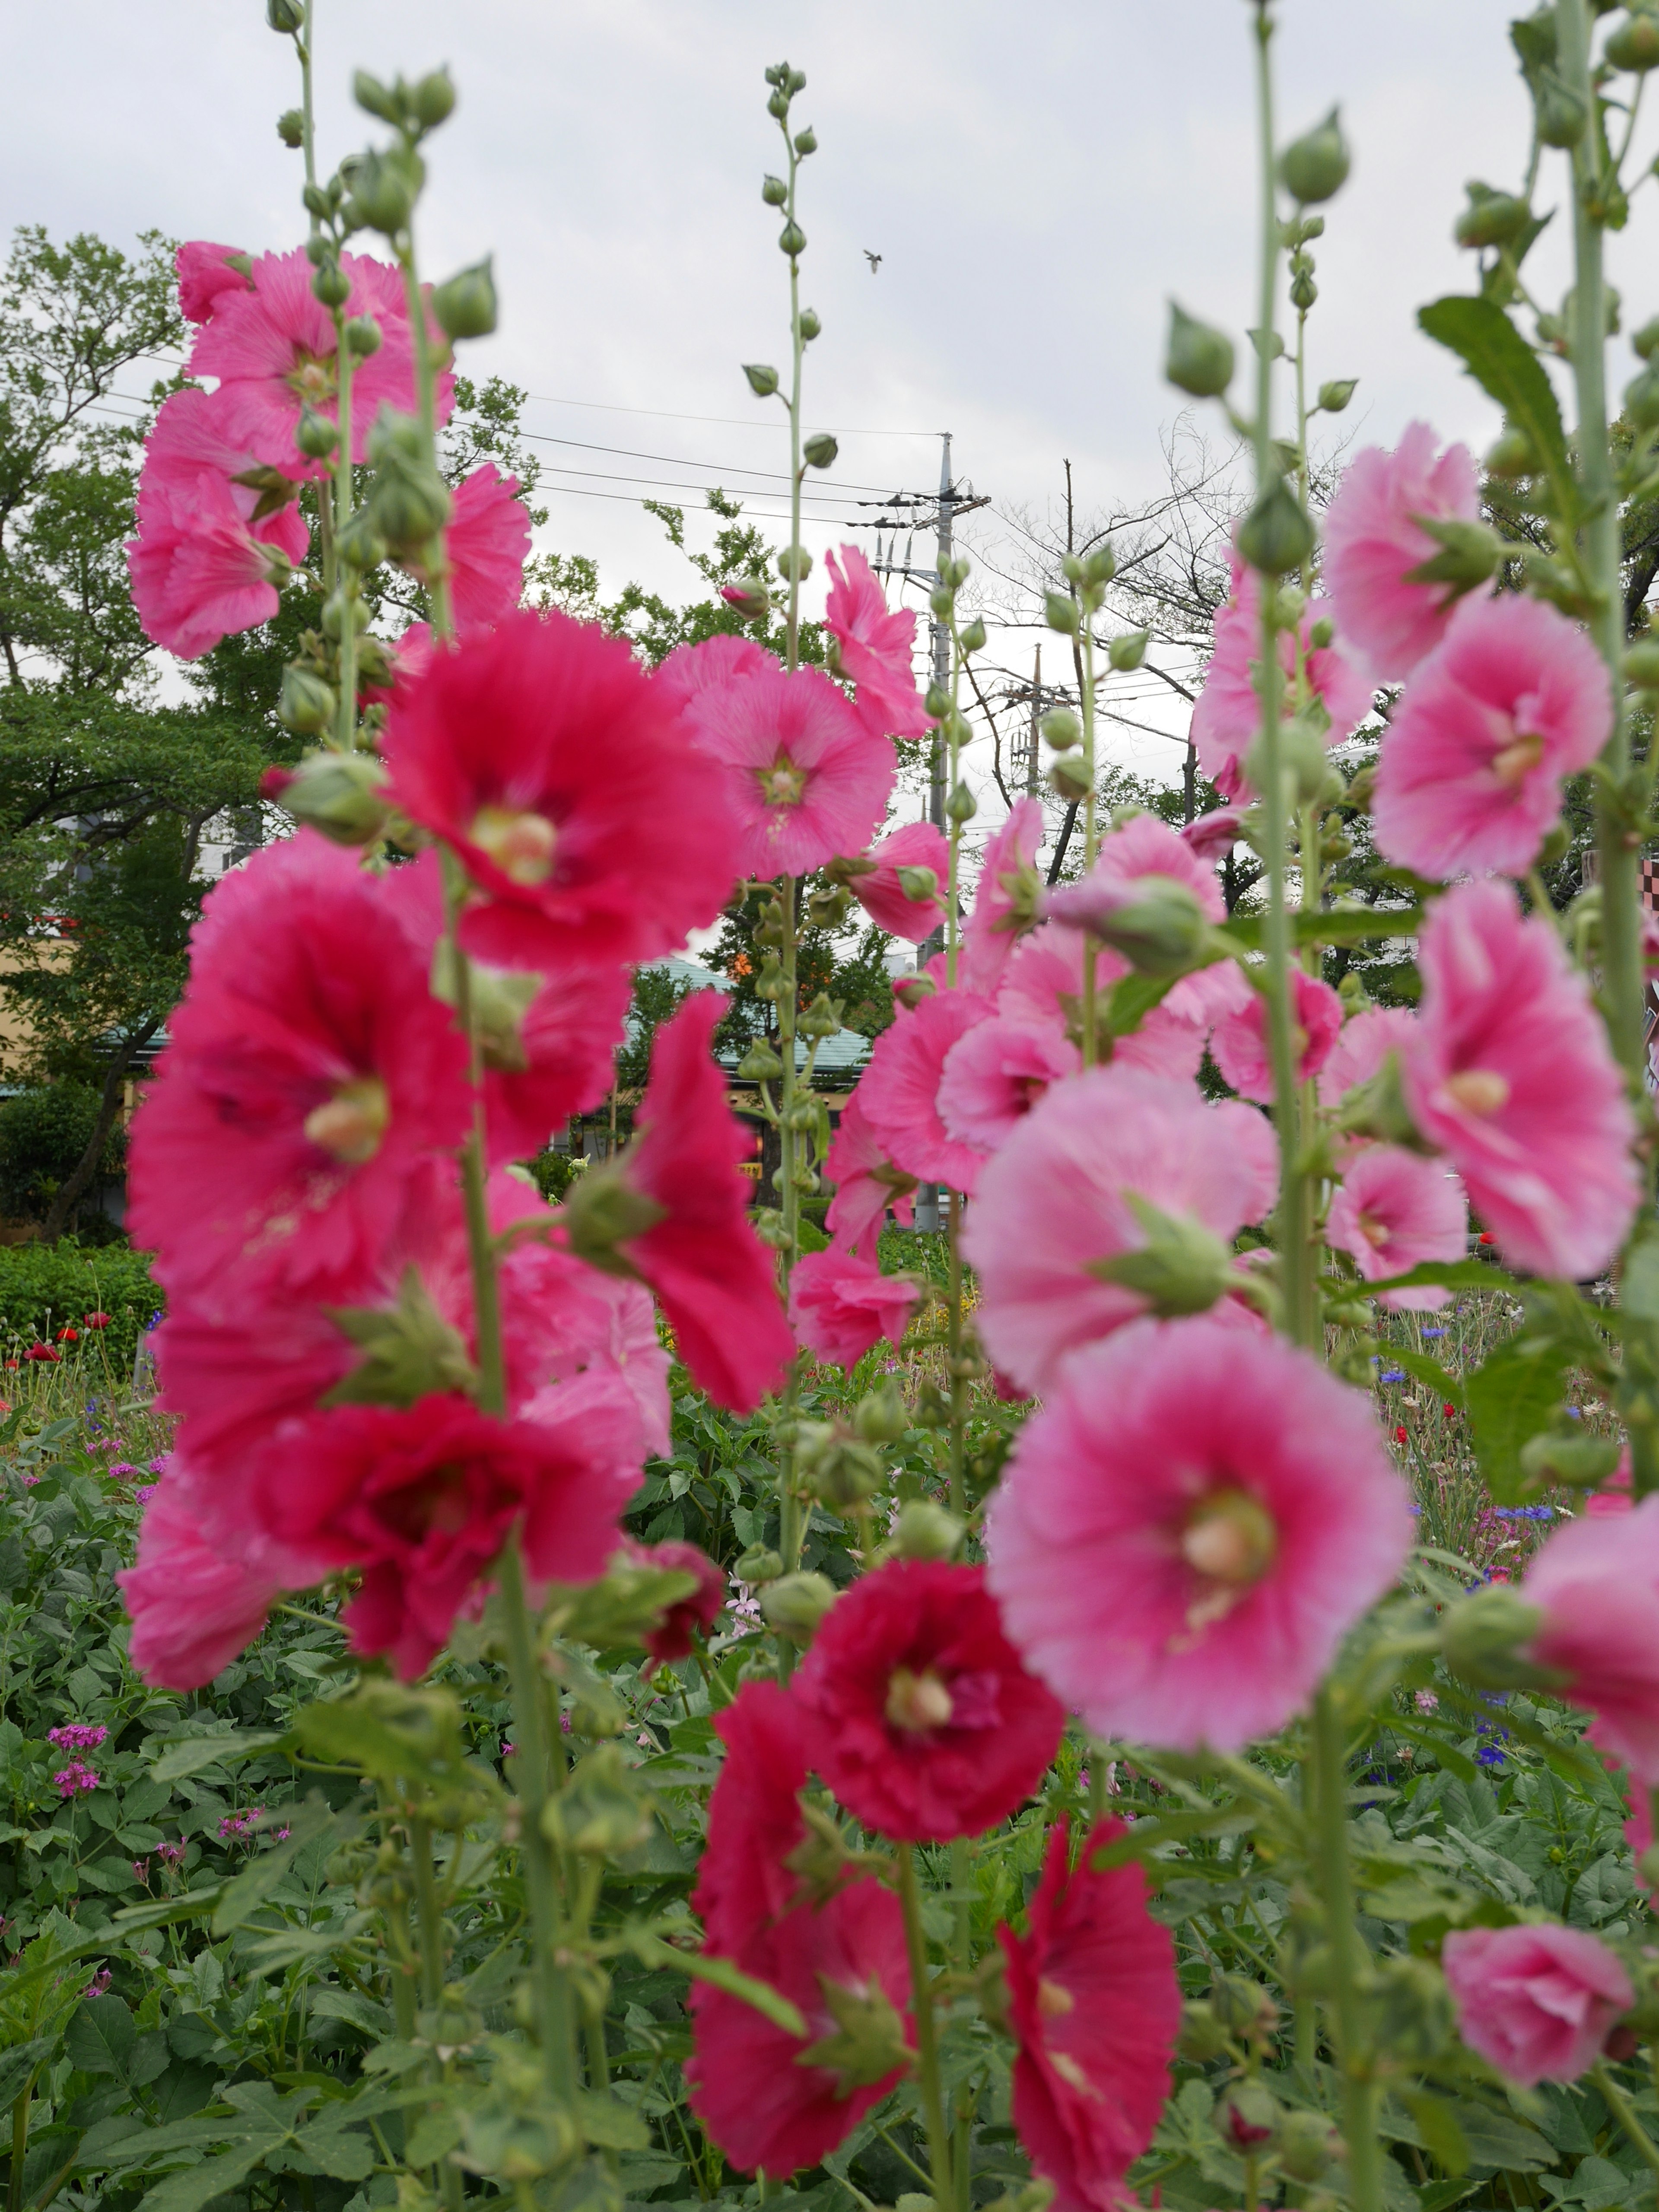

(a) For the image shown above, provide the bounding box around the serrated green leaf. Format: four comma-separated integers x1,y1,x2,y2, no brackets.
134,2144,270,2212
1418,296,1573,503
0,2036,51,2107
65,1993,134,2078
1464,1336,1573,1503
148,1729,284,1785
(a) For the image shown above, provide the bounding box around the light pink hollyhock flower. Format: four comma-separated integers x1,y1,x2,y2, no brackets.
824,543,932,739
176,241,253,324
987,1316,1412,1752
823,1091,916,1256
1521,1496,1659,1783
962,798,1045,996
937,1017,1081,1153
1317,1004,1419,1105
1442,1925,1631,2087
995,928,1250,1088
1326,1146,1468,1311
847,821,949,941
187,246,446,476
1373,594,1612,880
1211,969,1344,1104
1045,812,1227,932
654,632,774,720
961,1065,1279,1398
118,1475,283,1691
439,464,530,630
1191,552,1374,798
859,988,995,1194
1182,805,1247,864
686,665,893,880
1587,1451,1633,1521
790,1245,922,1367
1402,880,1639,1278
1322,422,1482,681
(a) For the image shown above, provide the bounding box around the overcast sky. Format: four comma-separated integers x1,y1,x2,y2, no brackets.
9,1,1655,830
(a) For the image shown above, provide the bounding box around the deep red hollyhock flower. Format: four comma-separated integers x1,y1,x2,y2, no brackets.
588,993,794,1414
256,1391,640,1678
127,831,471,1303
629,1538,726,1663
692,1680,810,1956
381,610,742,973
791,1560,1065,1843
999,1818,1180,2212
687,1879,912,2177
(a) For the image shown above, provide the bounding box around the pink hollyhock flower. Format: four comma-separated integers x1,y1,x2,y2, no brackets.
1443,1924,1631,2087
962,797,1045,996
118,1478,282,1691
790,1245,921,1367
622,1538,727,1664
653,632,774,720
1322,422,1482,681
1192,551,1374,796
1373,594,1612,880
687,1880,912,2177
590,994,795,1414
995,926,1249,1086
1520,1497,1659,1783
1402,880,1638,1278
259,1390,640,1679
963,1066,1279,1398
685,664,893,880
1587,1450,1633,1520
1326,1146,1468,1310
823,543,931,739
437,463,530,630
1045,812,1226,933
987,1316,1412,1751
858,988,995,1193
127,832,471,1302
1318,1004,1419,1104
383,610,742,973
793,1560,1066,1842
186,246,444,475
936,1016,1081,1152
999,1818,1180,2212
1182,805,1246,863
176,241,253,323
1211,967,1344,1104
846,820,949,941
823,1091,916,1256
693,1680,810,1955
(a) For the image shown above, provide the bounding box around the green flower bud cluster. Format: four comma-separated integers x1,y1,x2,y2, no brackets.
1278,107,1350,205
365,410,451,555
1166,303,1235,398
345,143,425,237
431,259,496,341
353,66,457,138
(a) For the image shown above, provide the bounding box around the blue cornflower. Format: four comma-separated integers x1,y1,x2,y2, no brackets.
1380,1367,1406,1383
1421,1327,1446,1339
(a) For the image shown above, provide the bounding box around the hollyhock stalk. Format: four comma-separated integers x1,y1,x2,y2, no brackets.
897,1843,956,2212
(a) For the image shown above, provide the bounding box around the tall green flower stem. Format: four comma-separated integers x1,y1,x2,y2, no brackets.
897,1845,955,2212
1309,1688,1382,2212
1077,620,1101,1067
329,324,357,753
398,245,456,642
1592,2062,1659,2188
410,1813,465,2212
296,3,318,205
1250,1,1314,1350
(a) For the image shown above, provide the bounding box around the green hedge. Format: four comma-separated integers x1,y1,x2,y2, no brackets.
0,1242,159,1376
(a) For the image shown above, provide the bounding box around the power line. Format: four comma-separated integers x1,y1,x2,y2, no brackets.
522,390,939,438
515,426,904,496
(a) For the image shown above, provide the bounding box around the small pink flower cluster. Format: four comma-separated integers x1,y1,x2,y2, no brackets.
54,1761,100,1798
46,1723,107,1753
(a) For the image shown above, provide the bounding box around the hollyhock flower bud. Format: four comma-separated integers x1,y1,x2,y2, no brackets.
793,1562,1065,1841
1439,1582,1552,1692
294,405,339,460
889,1498,965,1562
988,1317,1411,1751
342,314,382,359
720,577,771,623
1443,1925,1631,2086
759,1571,839,1642
1456,183,1532,250
431,257,497,341
1045,815,1223,976
275,666,335,736
1279,107,1350,203
1237,477,1316,577
1318,378,1359,413
1165,302,1235,397
998,1818,1180,2212
268,749,390,847
348,145,423,235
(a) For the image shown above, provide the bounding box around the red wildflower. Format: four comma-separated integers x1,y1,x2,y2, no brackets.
24,1345,60,1363
693,1680,810,1955
687,1879,912,2177
1395,1425,1409,1444
792,1561,1065,1843
381,610,741,974
82,1313,110,1330
55,1327,78,1344
998,1818,1180,2212
630,1538,726,1664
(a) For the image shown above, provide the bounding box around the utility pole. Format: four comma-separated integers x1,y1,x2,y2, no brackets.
1028,643,1040,798
929,433,953,833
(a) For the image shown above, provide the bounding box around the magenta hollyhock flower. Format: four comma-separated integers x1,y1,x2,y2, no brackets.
186,246,443,475
1211,967,1343,1104
1317,1004,1419,1105
1044,812,1227,933
693,1680,810,1956
962,1065,1279,1398
961,797,1044,996
1443,1924,1631,2087
383,610,742,973
685,664,893,880
1182,805,1247,863
118,1478,283,1691
1373,594,1612,880
999,1818,1180,2212
1326,1146,1468,1310
846,820,949,941
1521,1497,1659,1783
1192,551,1374,797
823,1091,916,1256
623,1538,726,1663
987,1316,1412,1751
1402,880,1638,1278
127,833,471,1303
858,987,995,1193
438,463,530,630
1322,421,1482,681
789,1245,921,1367
936,1016,1081,1153
176,240,253,323
823,543,931,739
793,1561,1066,1842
